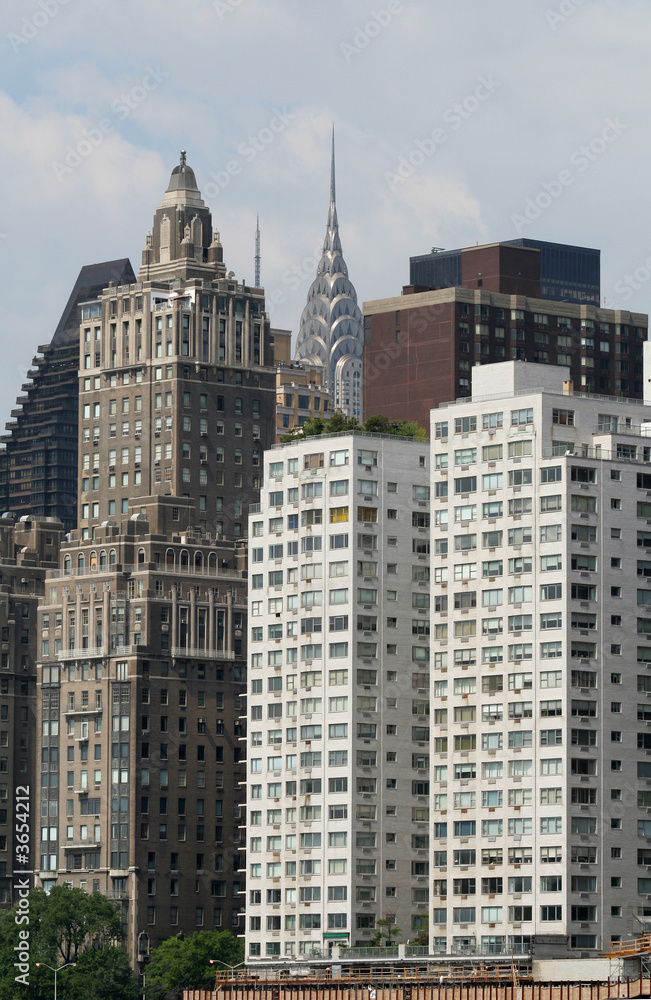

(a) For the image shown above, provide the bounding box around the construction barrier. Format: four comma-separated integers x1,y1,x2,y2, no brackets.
184,976,651,1000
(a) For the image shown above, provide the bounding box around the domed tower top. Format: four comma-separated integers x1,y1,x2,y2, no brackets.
160,149,206,210
137,151,225,282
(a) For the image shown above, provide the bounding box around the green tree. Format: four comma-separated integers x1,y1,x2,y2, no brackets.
37,885,123,963
368,917,402,948
67,946,139,1000
282,411,426,441
392,419,427,441
361,414,392,434
0,887,134,1000
146,930,244,1000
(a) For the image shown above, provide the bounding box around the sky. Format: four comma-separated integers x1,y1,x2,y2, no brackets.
0,0,650,427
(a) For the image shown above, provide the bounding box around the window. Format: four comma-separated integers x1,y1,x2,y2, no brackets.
483,412,503,430
511,408,533,426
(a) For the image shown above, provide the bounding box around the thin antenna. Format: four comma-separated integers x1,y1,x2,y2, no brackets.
255,215,261,287
330,125,336,207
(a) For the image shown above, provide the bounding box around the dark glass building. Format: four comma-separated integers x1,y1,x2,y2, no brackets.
0,260,135,532
410,239,600,305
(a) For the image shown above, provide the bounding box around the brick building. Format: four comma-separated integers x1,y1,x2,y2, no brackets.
363,242,647,429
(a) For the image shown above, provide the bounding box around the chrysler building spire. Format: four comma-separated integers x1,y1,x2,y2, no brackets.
294,129,363,419
324,126,341,255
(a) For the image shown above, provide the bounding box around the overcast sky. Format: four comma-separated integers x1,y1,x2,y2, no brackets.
0,0,649,427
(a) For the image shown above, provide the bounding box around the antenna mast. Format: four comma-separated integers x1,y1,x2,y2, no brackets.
255,215,261,287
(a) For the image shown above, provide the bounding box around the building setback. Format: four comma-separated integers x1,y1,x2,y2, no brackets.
76,153,276,542
33,152,288,966
245,432,431,961
363,244,647,429
429,360,651,959
0,259,135,533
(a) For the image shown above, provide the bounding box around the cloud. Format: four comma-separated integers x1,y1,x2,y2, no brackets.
1,0,651,429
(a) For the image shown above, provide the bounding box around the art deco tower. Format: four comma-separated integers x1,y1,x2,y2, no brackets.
34,153,279,966
77,152,276,542
294,133,364,420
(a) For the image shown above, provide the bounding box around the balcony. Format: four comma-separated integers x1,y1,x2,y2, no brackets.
171,647,235,660
57,647,107,661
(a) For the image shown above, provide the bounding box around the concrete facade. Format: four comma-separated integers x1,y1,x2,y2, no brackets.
245,432,431,959
429,361,651,957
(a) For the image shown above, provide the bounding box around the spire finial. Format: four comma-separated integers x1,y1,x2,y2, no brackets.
180,149,187,167
330,126,336,207
323,127,341,255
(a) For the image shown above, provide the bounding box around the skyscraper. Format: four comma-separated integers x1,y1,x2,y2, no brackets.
294,133,364,420
34,153,281,964
0,259,135,532
245,432,431,960
429,359,651,958
77,152,276,542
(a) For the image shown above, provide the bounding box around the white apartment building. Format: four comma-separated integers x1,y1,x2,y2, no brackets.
246,432,431,961
429,360,651,960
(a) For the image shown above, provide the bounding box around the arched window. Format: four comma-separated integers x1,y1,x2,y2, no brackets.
77,553,85,569
99,550,107,568
194,551,203,570
109,549,117,566
138,548,145,565
90,551,97,571
166,548,174,569
63,555,71,572
180,550,189,569
208,553,217,572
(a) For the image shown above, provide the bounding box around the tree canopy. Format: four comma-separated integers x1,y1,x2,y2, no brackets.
280,412,427,441
0,886,136,1000
146,930,244,1000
